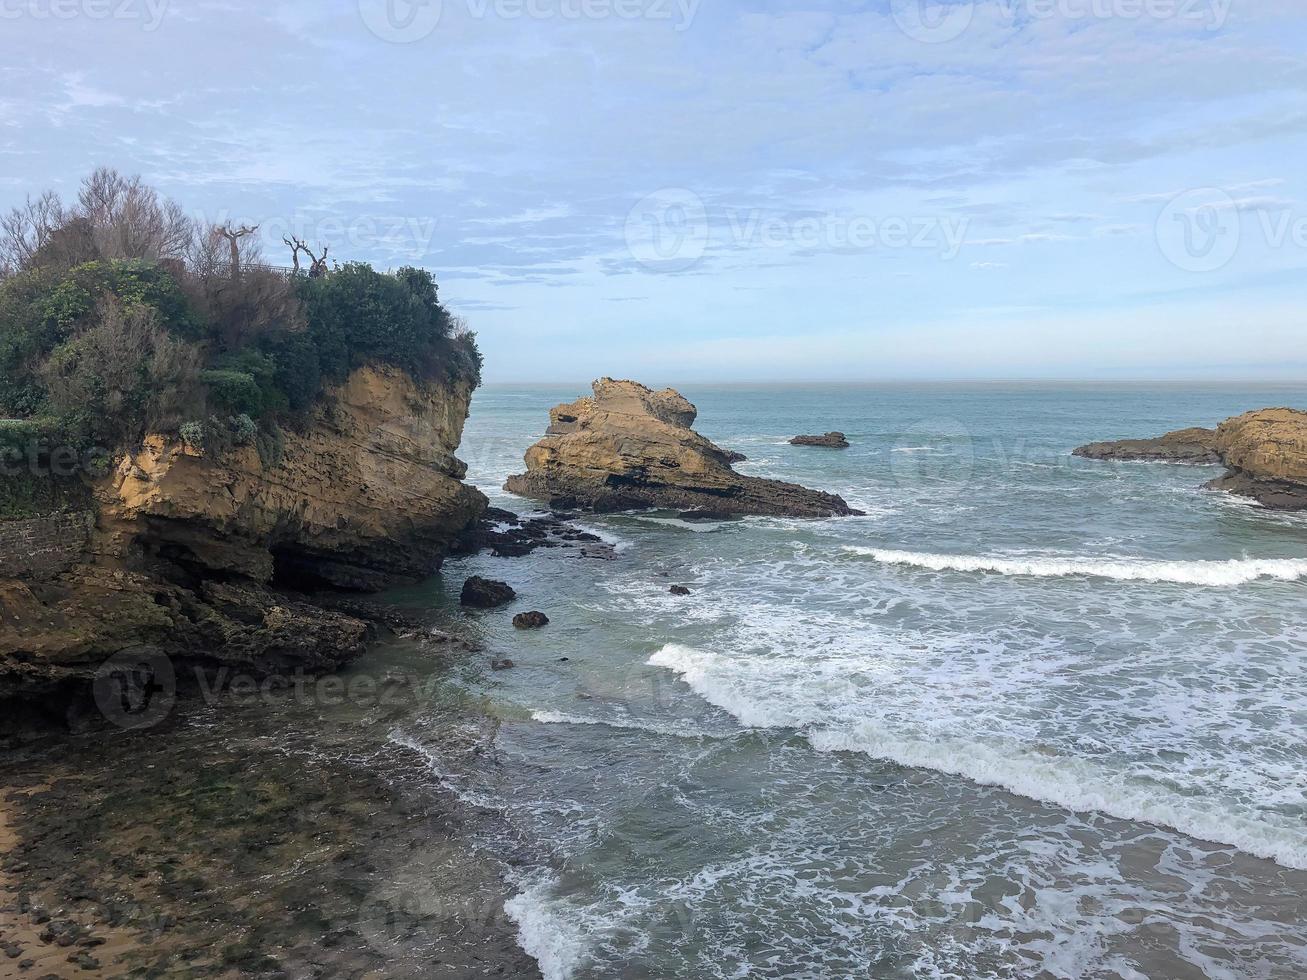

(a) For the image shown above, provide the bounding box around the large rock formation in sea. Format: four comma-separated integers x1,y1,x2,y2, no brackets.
0,364,487,731
1074,407,1307,510
504,378,862,518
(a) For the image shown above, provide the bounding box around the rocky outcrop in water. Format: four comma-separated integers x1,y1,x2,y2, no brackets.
1076,408,1307,510
504,379,861,518
1073,427,1220,464
791,432,850,449
0,365,486,733
1204,408,1307,510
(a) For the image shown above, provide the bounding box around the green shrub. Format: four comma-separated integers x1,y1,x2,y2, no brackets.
0,471,91,519
0,178,481,453
179,420,207,450
229,413,257,446
201,369,263,416
299,263,456,382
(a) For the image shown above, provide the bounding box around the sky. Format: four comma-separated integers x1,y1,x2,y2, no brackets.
2,0,1306,382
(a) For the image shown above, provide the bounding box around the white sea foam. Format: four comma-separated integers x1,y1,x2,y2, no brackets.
504,875,591,980
571,523,633,552
531,710,718,740
844,547,1307,586
630,516,728,533
647,644,1307,869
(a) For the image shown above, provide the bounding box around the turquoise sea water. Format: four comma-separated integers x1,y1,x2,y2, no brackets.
387,383,1307,979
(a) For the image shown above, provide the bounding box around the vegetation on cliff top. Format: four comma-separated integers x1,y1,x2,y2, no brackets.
0,168,482,458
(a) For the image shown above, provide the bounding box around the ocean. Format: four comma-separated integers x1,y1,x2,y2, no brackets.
380,382,1307,979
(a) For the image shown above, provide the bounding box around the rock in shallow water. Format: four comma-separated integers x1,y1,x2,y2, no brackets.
512,611,550,629
504,379,862,518
460,577,517,609
790,432,850,448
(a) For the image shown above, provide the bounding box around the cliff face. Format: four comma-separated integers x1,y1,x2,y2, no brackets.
505,378,861,518
1205,408,1307,509
110,365,486,590
0,364,487,731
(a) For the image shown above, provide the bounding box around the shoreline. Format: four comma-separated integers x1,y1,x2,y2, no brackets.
0,651,543,979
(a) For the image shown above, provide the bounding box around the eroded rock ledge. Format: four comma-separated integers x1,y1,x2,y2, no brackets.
0,364,487,733
1074,408,1307,510
1073,427,1220,464
505,379,862,518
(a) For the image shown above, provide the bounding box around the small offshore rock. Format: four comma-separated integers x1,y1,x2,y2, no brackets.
513,612,550,629
460,577,517,609
790,432,850,448
490,659,516,671
670,585,692,596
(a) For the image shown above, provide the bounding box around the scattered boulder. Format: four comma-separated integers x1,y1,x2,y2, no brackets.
505,379,862,518
790,432,850,449
1072,427,1220,464
460,577,517,609
513,612,550,630
490,659,516,671
721,449,748,463
670,585,692,596
454,509,617,560
1076,408,1307,510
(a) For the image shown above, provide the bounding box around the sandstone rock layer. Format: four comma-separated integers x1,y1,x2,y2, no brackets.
505,379,861,518
1,364,487,731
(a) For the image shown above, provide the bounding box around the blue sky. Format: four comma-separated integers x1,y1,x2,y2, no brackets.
3,0,1306,381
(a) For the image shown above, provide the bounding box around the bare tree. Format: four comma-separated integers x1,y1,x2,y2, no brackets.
283,235,310,273
77,167,192,262
1,168,196,277
213,223,261,275
0,191,66,276
306,242,330,278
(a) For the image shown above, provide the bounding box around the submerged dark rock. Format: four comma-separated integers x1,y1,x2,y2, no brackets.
459,577,517,609
454,509,618,560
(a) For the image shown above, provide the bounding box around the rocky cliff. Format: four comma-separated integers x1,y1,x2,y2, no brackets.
1074,407,1307,510
0,364,487,732
505,379,861,518
1204,408,1307,509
